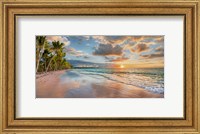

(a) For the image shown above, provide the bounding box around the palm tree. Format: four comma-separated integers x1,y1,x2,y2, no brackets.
55,48,66,70
42,49,51,71
60,59,72,69
45,41,65,72
36,36,46,73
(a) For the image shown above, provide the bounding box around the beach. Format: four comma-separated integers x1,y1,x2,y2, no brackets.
36,69,163,98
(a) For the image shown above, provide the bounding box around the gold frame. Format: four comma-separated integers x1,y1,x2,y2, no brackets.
0,0,199,133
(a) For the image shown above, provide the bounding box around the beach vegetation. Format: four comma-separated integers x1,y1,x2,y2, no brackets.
36,36,72,73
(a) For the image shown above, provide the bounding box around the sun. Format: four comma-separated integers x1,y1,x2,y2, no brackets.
120,65,124,68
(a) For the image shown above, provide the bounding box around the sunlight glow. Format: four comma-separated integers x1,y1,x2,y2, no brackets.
120,65,124,68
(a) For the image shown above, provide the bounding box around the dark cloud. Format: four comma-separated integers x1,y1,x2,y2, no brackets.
131,43,150,53
93,44,123,56
141,46,164,59
140,45,164,59
140,53,164,59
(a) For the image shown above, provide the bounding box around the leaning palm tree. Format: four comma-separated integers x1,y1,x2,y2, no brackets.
36,36,46,73
45,41,65,73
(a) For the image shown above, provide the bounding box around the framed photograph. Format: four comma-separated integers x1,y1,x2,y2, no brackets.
36,35,164,98
1,0,199,133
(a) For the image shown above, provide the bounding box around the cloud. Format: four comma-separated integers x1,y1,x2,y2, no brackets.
110,56,129,62
140,47,164,59
91,36,163,53
106,36,129,45
129,36,164,46
154,36,164,43
92,36,110,44
129,36,144,42
65,47,88,57
123,42,137,51
93,44,123,56
155,46,164,53
92,36,131,46
139,44,164,59
46,36,70,46
140,53,164,59
140,36,164,45
104,54,129,62
131,43,150,53
123,36,162,53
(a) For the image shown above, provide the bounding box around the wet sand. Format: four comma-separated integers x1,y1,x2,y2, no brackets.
36,70,163,98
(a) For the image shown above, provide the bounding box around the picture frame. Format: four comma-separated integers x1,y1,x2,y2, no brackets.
0,0,199,133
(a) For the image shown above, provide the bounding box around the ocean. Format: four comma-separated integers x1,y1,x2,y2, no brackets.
74,68,164,94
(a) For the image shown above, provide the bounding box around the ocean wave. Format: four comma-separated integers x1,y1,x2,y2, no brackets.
77,68,164,76
77,69,164,94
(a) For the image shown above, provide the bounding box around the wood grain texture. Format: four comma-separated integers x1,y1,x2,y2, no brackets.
0,0,199,133
0,1,2,133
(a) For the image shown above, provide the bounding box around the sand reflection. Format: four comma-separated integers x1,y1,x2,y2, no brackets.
36,70,163,98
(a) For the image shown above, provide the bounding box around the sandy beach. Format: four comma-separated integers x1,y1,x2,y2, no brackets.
36,70,163,98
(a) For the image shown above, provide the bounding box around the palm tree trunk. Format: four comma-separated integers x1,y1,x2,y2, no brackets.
36,49,41,73
44,61,46,71
54,62,57,71
45,55,55,73
36,44,45,73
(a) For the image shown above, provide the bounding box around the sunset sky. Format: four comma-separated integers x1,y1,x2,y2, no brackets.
46,35,164,68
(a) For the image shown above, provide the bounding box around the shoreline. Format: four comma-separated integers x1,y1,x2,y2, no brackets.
36,70,67,79
36,69,163,98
